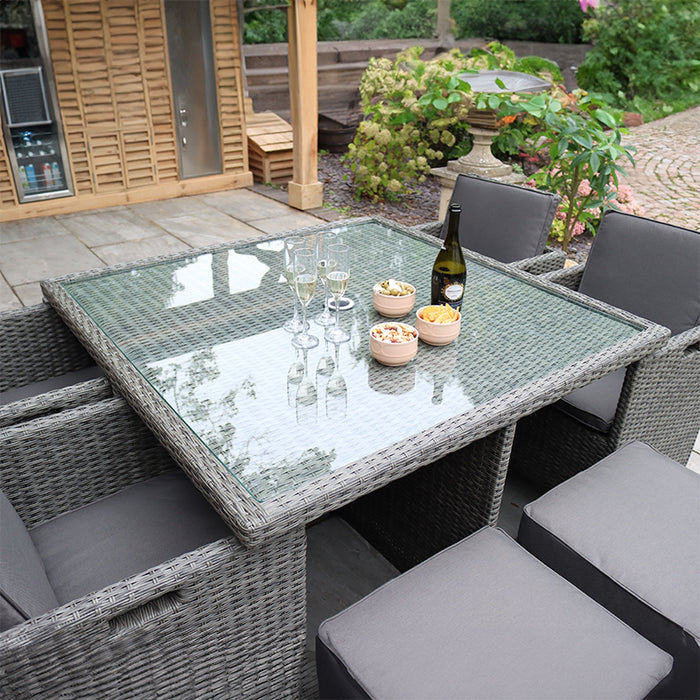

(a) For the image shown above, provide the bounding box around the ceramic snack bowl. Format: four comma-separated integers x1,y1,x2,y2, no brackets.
372,280,416,318
415,306,461,346
369,322,419,366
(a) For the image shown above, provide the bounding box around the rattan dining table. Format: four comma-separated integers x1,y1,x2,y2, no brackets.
41,217,668,553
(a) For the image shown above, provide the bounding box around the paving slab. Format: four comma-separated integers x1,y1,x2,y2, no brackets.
249,211,325,234
0,216,71,244
12,282,44,307
153,210,260,246
199,189,296,220
0,274,21,310
92,234,191,267
129,195,218,221
58,207,165,247
0,234,104,286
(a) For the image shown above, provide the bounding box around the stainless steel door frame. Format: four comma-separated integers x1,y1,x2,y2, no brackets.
164,0,223,179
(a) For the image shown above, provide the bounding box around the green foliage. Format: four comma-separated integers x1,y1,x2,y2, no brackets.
577,0,700,116
451,0,584,43
244,0,438,43
343,46,476,201
242,6,288,44
482,91,636,251
343,42,564,201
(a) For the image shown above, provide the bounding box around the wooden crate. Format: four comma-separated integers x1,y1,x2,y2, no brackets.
246,110,293,184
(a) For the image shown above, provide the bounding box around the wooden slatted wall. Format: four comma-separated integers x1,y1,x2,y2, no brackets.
0,0,250,220
211,0,248,174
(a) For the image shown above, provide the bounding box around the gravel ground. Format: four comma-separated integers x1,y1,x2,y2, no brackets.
315,152,592,263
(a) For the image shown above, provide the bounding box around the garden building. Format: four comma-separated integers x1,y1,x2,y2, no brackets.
0,0,321,223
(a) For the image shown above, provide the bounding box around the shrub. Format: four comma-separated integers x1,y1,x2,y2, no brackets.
451,0,585,44
488,91,637,251
343,46,477,201
343,42,566,201
576,0,700,115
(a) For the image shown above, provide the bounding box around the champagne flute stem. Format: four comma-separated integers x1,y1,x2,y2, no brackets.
334,294,341,330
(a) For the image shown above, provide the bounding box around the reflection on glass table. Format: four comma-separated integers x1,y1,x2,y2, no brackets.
48,219,663,529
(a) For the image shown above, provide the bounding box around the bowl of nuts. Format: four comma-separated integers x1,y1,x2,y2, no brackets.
373,279,416,317
415,305,461,346
369,322,419,366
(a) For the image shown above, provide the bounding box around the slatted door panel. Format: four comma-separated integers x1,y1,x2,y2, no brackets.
43,0,175,193
42,0,94,195
138,0,178,183
211,0,246,174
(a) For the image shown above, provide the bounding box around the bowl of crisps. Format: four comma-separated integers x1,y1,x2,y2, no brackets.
415,305,461,346
373,279,416,317
369,322,419,366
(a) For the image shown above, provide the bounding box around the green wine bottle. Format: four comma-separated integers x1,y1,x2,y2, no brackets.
431,203,466,311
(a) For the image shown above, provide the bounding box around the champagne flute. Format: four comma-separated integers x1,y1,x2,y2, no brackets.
292,247,319,349
283,236,305,333
324,243,350,344
315,231,339,326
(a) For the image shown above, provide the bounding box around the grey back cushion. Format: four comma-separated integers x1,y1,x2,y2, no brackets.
440,174,560,263
0,490,59,631
579,210,700,336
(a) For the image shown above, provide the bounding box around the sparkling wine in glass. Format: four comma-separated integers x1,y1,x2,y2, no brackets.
315,231,339,327
292,247,319,349
325,243,350,344
283,236,305,333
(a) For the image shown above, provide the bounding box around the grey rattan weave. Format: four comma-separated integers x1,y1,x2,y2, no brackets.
0,303,111,426
0,303,94,392
0,398,306,698
40,218,669,551
509,263,700,489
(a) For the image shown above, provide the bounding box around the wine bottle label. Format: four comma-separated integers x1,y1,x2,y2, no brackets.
443,283,464,301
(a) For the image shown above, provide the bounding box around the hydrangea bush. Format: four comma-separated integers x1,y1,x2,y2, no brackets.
343,43,559,201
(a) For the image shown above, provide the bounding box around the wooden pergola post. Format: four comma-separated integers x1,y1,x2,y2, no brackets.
287,0,323,210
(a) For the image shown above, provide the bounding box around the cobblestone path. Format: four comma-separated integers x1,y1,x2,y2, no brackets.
618,106,700,230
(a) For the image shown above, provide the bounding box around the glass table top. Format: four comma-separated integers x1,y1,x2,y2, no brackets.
62,220,641,502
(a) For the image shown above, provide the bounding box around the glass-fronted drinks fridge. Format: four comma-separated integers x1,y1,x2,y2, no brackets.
0,0,73,203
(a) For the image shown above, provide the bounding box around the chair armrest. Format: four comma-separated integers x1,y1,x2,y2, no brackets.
412,220,443,237
511,247,567,275
0,304,95,392
611,323,700,461
648,323,700,359
0,397,174,528
0,527,307,698
0,376,113,429
540,263,585,290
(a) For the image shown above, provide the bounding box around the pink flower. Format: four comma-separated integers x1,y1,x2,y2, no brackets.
579,0,599,11
577,179,592,197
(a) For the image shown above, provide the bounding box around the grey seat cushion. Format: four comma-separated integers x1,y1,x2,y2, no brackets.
579,211,700,336
0,365,105,406
439,174,560,263
519,441,700,699
556,366,626,432
317,526,672,700
0,490,60,631
31,471,232,605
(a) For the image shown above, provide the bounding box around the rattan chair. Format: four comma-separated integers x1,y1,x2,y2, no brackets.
0,303,111,427
0,397,305,698
414,174,565,273
509,210,700,489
